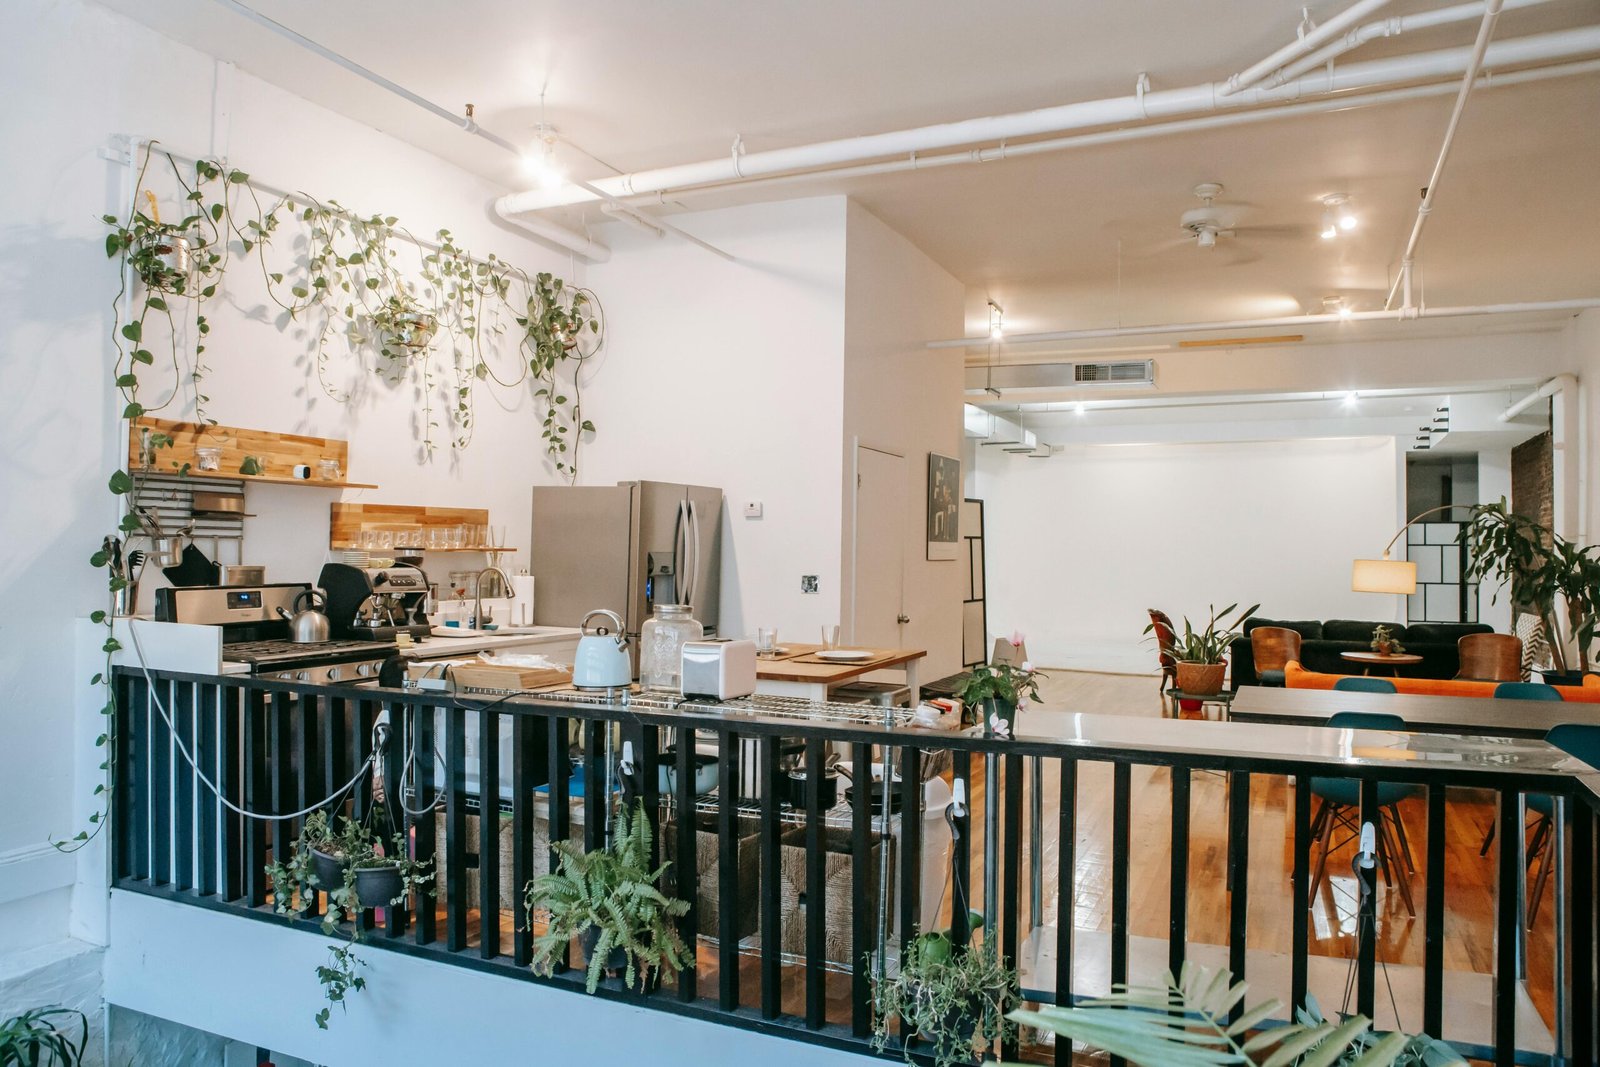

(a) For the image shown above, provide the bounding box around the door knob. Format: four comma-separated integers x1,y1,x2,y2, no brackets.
896,614,910,625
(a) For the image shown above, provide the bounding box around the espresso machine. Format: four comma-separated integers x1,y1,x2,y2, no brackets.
318,562,433,642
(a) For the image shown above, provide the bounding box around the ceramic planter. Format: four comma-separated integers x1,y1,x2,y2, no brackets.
1176,661,1226,696
982,697,1017,735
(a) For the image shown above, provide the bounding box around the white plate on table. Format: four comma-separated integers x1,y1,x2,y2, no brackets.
815,649,873,662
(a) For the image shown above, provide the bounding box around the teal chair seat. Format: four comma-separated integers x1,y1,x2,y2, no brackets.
1307,710,1419,914
1494,681,1564,701
1308,778,1418,807
1334,677,1398,694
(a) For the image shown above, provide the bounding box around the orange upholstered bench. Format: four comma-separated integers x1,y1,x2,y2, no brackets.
1283,661,1600,703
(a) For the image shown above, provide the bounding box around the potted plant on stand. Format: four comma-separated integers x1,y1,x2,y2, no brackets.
267,809,435,1028
526,800,692,993
1370,624,1405,656
954,659,1044,738
1146,602,1259,698
871,927,1018,1067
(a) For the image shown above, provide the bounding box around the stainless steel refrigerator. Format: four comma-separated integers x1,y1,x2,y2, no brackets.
530,481,724,640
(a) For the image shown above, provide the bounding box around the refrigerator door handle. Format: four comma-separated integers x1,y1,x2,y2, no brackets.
683,500,699,608
671,501,687,608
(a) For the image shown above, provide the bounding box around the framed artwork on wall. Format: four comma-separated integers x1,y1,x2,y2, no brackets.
927,452,961,560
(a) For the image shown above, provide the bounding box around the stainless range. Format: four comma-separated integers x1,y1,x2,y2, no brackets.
154,583,398,684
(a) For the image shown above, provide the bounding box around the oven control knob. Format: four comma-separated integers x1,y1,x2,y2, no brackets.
277,671,294,682
296,671,310,682
356,663,373,677
327,666,341,682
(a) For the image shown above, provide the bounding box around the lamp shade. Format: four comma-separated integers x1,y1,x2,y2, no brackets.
1352,558,1417,594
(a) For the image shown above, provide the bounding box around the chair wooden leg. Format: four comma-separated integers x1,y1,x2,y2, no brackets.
1388,801,1418,874
1525,815,1553,926
1380,810,1416,917
1479,819,1496,857
1309,800,1337,903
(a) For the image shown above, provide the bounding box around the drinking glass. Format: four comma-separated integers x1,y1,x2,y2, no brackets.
821,625,840,650
195,447,222,472
756,627,779,658
449,525,466,549
360,529,380,551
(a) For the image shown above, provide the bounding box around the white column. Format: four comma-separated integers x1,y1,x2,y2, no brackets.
1477,449,1514,632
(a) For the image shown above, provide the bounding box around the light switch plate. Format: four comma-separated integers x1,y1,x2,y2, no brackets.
744,501,763,519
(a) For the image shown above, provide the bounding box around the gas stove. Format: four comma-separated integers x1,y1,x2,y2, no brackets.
223,637,397,684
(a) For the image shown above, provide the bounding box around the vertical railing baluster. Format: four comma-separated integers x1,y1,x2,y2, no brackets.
1493,788,1519,1065
244,687,267,906
718,730,740,1011
221,685,242,902
804,736,826,1029
384,699,409,939
353,698,377,935
1002,752,1024,1064
1291,773,1310,1015
850,740,872,1035
269,691,291,903
1228,770,1251,1023
445,703,467,952
113,672,135,883
952,752,971,953
512,712,533,968
760,735,783,1021
197,682,218,897
150,679,173,887
1356,777,1378,1020
138,677,153,884
674,726,697,1000
173,681,194,893
291,691,314,917
479,703,501,958
1423,784,1447,1037
548,715,570,975
1170,765,1190,983
638,724,661,871
320,696,343,807
899,744,922,963
1055,757,1077,1065
583,720,604,854
1571,801,1594,1067
413,702,437,946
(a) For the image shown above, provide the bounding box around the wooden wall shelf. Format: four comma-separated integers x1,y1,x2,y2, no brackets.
128,417,376,489
330,503,491,550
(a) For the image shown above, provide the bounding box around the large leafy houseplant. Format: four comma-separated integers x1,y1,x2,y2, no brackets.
1009,963,1452,1066
1145,602,1259,697
0,1007,87,1066
871,931,1017,1067
526,801,692,993
1460,500,1600,677
266,810,434,1028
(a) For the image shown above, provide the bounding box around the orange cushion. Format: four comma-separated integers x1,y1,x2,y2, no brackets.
1282,661,1600,703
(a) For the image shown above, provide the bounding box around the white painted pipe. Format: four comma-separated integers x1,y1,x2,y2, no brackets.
498,27,1600,215
925,299,1600,348
1500,373,1576,421
600,201,664,238
1220,0,1397,96
1265,0,1555,88
491,200,612,261
604,58,1600,210
1387,0,1506,308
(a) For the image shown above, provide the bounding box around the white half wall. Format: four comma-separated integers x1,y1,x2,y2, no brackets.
972,436,1402,670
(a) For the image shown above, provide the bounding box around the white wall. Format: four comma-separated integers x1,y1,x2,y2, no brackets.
972,436,1402,669
1574,309,1600,545
582,198,849,643
1476,449,1514,633
842,203,966,678
0,0,575,945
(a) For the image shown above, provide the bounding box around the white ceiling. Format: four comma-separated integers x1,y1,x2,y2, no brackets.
95,0,1600,334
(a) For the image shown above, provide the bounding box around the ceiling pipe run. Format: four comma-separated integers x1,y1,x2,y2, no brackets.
1386,0,1507,309
1500,374,1576,421
496,26,1600,215
1219,0,1398,96
925,298,1600,349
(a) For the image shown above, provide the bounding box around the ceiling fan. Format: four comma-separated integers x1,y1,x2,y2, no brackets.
1173,181,1311,259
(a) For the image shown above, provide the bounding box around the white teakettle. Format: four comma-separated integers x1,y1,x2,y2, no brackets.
574,609,632,689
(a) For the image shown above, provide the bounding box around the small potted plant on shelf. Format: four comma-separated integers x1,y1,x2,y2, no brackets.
267,809,434,1028
871,928,1018,1067
1370,624,1405,656
525,800,691,994
1146,602,1259,697
954,650,1044,738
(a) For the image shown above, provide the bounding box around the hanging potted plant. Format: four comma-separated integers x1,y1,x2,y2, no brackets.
267,809,434,1028
1146,602,1259,697
953,659,1044,737
871,929,1018,1067
525,800,691,993
371,292,437,355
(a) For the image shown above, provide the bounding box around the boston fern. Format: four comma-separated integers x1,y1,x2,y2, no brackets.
1010,963,1427,1067
525,801,691,993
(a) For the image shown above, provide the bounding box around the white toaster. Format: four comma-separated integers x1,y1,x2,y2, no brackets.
680,639,758,701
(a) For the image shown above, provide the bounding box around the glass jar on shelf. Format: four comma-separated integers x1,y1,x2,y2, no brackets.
638,604,702,694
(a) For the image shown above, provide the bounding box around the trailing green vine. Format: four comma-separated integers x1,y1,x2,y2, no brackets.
60,142,605,850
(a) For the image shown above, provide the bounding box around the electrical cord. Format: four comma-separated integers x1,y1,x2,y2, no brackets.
1339,822,1403,1029
125,619,377,821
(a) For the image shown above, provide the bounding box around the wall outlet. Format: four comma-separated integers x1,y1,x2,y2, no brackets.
800,575,819,594
744,501,763,519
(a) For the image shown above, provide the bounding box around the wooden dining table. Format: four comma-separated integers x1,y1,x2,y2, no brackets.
754,642,927,704
1230,683,1600,739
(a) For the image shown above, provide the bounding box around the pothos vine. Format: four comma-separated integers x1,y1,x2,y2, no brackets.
60,144,602,850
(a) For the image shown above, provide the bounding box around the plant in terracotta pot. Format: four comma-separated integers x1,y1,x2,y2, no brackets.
526,800,691,993
871,928,1018,1067
266,809,434,1028
1146,602,1259,697
953,656,1044,737
1370,624,1405,656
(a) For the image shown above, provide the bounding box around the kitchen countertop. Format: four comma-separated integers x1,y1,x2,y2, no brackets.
401,626,580,659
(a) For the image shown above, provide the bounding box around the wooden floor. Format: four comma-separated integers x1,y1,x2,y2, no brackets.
360,669,1560,1063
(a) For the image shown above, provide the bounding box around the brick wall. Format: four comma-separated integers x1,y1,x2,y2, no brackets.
1511,427,1554,528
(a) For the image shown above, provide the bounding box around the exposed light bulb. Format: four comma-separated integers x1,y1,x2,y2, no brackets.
1338,210,1358,232
1320,215,1338,241
1196,227,1217,249
1074,402,1087,416
1343,391,1360,408
990,323,1004,340
1338,304,1353,320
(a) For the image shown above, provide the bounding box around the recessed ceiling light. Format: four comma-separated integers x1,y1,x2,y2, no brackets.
1321,194,1357,238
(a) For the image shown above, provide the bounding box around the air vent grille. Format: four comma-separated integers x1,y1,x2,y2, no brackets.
1074,360,1154,384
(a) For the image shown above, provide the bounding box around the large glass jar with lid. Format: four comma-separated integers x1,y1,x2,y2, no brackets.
639,604,702,693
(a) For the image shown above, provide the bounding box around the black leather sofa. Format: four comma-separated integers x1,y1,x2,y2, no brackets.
1228,617,1494,689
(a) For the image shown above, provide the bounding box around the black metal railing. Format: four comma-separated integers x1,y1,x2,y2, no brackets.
109,667,1600,1066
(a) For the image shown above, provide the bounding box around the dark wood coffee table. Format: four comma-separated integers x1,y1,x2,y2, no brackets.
1340,650,1424,676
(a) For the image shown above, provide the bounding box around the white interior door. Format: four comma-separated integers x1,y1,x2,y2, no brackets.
853,445,906,648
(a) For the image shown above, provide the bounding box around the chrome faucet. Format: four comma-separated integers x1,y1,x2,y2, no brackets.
471,564,515,629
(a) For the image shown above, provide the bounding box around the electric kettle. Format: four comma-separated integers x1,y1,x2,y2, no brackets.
574,609,631,689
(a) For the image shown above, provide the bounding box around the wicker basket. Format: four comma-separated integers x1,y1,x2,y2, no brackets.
775,825,893,964
436,809,583,914
663,811,761,940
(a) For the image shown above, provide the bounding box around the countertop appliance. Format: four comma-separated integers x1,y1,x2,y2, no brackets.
530,481,723,651
318,562,433,642
154,583,396,684
681,639,757,701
